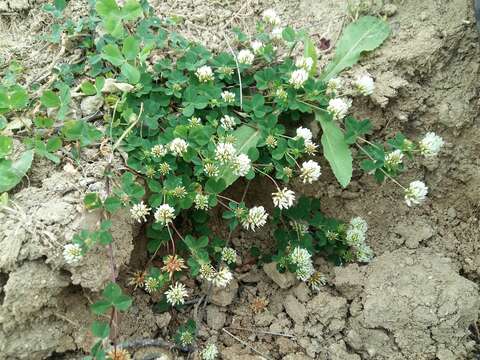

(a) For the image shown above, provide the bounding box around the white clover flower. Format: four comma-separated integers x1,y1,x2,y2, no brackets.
354,74,375,96
189,116,202,127
199,263,216,282
144,277,160,293
262,8,281,26
326,77,342,96
221,247,237,264
275,87,287,100
204,163,220,177
327,98,352,121
304,141,318,155
289,69,309,89
300,160,321,184
196,65,214,82
271,27,283,40
238,49,254,65
295,56,314,71
404,180,428,207
250,40,263,54
220,115,236,131
215,142,236,163
212,266,233,288
154,204,176,226
130,201,151,223
289,247,314,281
169,138,188,156
349,217,368,234
221,91,235,104
242,206,268,231
232,154,251,176
63,243,83,265
308,271,327,291
201,343,218,360
385,149,404,167
151,144,167,158
419,132,444,157
345,228,366,246
165,282,189,306
194,193,210,210
295,126,313,143
355,243,374,263
272,187,295,209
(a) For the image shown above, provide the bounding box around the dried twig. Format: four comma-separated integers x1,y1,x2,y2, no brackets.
225,326,296,338
222,328,273,360
117,338,191,353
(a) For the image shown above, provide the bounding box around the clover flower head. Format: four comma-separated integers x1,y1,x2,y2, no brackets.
272,187,295,209
275,87,287,101
162,254,187,278
194,193,210,210
220,115,236,131
196,65,214,82
63,243,83,265
305,141,318,155
221,247,237,264
289,69,309,89
201,343,218,360
385,149,404,167
345,228,366,246
159,162,171,175
296,261,315,281
172,186,187,198
300,160,321,184
199,263,216,281
130,201,151,223
326,77,343,96
144,276,161,294
419,132,444,157
266,135,278,148
179,331,195,346
271,27,283,40
189,116,202,127
349,217,368,233
204,163,220,177
327,98,352,120
250,40,264,54
238,49,254,65
165,282,189,306
107,349,132,360
405,180,428,207
218,66,234,76
212,266,233,287
242,206,268,231
289,247,314,281
262,8,281,25
355,243,374,263
215,142,236,163
295,126,313,142
154,204,176,226
295,56,314,71
221,91,236,104
169,138,188,156
308,271,327,291
354,74,375,96
232,154,251,176
151,144,167,157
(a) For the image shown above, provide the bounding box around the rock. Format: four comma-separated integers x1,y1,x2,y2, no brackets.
293,283,310,302
80,96,104,116
209,279,238,307
155,312,172,329
206,305,226,330
307,291,347,331
133,347,173,360
263,262,296,289
101,78,135,93
282,354,310,360
393,220,435,249
283,294,307,324
333,264,365,300
254,310,275,327
327,341,361,360
382,4,397,17
346,248,479,359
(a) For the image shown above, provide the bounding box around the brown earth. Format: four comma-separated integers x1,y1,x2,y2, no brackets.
0,0,479,359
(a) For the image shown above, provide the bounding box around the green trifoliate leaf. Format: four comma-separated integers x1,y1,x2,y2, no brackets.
321,16,390,81
0,150,34,193
40,90,61,108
